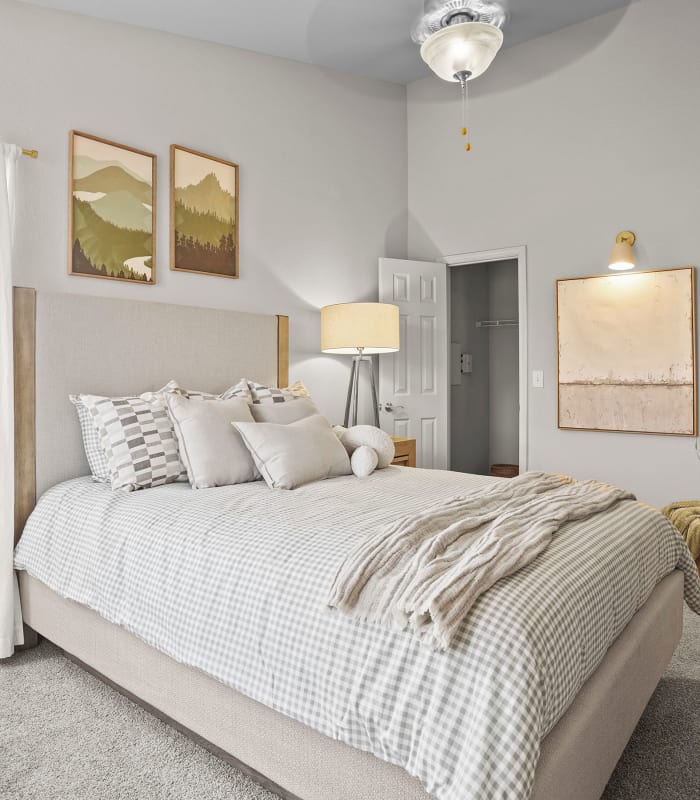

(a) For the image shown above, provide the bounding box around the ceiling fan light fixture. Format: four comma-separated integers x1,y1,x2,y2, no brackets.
420,21,504,83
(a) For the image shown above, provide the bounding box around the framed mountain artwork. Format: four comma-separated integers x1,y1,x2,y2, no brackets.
69,131,156,284
170,145,239,279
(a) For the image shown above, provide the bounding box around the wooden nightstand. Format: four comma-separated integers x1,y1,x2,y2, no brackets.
391,436,416,467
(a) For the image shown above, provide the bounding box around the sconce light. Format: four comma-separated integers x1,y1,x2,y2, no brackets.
609,231,636,271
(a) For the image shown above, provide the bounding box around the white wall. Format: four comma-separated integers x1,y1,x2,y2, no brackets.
0,0,407,423
407,0,700,506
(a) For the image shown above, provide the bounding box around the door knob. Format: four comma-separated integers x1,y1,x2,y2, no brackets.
382,402,405,413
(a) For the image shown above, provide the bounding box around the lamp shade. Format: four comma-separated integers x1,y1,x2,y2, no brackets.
420,21,503,82
609,231,636,271
608,242,635,271
321,303,400,355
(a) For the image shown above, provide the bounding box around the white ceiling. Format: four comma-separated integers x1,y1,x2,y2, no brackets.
21,0,632,84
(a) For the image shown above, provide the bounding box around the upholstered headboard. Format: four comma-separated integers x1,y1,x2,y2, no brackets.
13,287,288,542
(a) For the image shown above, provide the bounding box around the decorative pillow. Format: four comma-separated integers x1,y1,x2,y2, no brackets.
186,378,252,403
70,380,183,483
70,397,111,481
285,380,311,398
247,379,311,405
81,388,187,492
340,425,395,469
234,414,351,490
167,395,259,489
251,396,319,425
351,445,378,478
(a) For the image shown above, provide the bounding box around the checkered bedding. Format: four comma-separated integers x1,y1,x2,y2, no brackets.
14,468,700,800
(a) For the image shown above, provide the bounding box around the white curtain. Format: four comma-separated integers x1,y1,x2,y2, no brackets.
0,143,23,659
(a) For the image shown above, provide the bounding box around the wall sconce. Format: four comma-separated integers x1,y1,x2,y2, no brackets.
609,231,636,271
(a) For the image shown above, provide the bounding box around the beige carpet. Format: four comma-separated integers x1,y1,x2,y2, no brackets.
1,607,699,800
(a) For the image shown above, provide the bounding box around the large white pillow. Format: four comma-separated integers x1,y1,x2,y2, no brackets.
340,425,395,468
234,414,351,490
167,395,259,489
250,396,319,424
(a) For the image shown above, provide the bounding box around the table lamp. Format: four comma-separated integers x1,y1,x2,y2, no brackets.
321,302,400,427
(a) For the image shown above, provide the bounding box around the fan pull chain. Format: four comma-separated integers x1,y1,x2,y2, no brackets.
460,77,471,152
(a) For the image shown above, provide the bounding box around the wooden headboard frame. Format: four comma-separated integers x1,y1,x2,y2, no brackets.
12,286,289,545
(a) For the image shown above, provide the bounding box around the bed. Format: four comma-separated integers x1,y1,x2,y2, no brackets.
11,287,699,800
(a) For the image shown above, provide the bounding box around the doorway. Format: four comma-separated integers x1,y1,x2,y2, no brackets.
446,248,527,476
377,250,526,472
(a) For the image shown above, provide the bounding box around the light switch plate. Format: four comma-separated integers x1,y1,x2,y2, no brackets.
532,370,544,388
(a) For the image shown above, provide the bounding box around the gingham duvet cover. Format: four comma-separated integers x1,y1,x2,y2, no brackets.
14,468,700,800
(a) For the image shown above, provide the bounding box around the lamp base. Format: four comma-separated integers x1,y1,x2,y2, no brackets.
344,355,379,428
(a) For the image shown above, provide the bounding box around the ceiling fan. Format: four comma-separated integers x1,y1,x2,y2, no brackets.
411,1,508,151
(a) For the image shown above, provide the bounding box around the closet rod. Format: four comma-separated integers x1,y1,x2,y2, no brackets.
476,319,518,328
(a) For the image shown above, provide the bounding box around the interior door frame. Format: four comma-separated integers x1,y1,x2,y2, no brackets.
443,246,528,472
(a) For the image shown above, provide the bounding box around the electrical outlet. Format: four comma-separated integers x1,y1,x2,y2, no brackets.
532,370,544,388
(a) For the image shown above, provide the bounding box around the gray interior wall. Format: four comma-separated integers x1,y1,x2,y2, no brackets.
450,264,489,474
0,0,407,426
450,260,519,474
407,0,700,506
488,260,519,466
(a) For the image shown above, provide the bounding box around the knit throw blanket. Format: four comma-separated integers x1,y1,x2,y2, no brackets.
328,472,634,650
662,501,700,561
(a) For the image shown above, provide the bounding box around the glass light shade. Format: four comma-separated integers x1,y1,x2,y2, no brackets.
420,21,504,82
321,303,400,355
608,241,635,271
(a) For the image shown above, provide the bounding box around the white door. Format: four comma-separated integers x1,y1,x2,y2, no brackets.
378,258,448,469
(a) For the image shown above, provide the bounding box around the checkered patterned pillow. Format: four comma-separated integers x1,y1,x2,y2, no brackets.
186,378,252,403
70,396,111,482
81,387,187,491
247,379,310,405
70,380,185,483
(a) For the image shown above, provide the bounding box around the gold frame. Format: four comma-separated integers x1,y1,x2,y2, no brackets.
170,144,240,279
68,130,157,285
556,266,697,437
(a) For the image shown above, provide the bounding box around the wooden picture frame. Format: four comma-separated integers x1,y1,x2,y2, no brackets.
170,145,239,279
556,267,697,436
68,131,156,284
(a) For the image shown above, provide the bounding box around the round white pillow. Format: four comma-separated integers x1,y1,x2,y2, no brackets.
342,425,395,469
351,445,378,478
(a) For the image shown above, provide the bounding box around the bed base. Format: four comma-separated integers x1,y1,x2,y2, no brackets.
18,570,683,800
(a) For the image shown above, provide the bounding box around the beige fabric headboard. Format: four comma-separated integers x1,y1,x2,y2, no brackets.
13,287,289,542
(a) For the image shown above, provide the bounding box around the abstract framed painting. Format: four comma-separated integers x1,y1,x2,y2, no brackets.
69,131,156,284
170,145,238,279
557,267,696,436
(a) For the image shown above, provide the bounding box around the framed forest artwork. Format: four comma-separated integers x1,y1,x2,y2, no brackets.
69,131,156,284
170,145,239,279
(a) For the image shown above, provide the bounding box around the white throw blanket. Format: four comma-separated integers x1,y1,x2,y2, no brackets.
328,471,635,649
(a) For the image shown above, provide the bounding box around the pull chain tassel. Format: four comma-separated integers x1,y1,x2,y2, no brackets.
460,77,471,152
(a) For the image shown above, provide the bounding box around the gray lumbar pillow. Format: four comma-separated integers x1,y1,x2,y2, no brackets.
234,414,352,490
250,396,319,425
167,394,259,489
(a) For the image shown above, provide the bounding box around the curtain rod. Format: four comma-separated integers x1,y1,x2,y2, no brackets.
21,149,38,159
